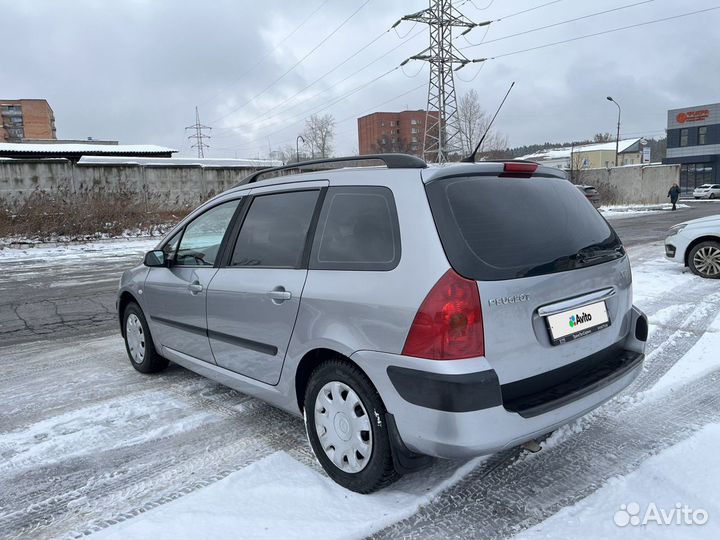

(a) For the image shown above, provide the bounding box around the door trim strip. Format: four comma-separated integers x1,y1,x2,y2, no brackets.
151,315,207,337
208,329,278,356
151,315,278,356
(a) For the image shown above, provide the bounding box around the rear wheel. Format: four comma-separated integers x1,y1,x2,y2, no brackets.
304,359,399,493
710,193,717,200
123,302,169,373
688,241,720,279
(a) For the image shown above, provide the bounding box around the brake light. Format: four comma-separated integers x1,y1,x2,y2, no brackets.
502,162,538,177
402,269,485,360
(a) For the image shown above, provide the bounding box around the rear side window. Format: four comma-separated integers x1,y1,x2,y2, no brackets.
230,190,319,268
426,176,622,281
310,186,400,271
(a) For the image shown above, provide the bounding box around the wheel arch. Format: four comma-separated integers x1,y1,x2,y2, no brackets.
684,235,720,266
294,348,369,413
118,291,140,336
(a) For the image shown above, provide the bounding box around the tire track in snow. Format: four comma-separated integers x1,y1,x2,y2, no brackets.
371,253,720,539
372,367,720,540
0,397,306,540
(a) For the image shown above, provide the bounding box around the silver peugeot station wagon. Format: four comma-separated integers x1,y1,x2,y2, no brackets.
118,154,648,493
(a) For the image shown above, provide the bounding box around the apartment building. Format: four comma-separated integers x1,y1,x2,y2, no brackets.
0,99,57,142
357,110,431,157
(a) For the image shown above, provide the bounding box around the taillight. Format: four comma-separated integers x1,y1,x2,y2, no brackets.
502,162,538,177
402,269,485,360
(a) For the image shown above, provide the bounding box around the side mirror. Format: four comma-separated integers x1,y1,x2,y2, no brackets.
144,250,167,267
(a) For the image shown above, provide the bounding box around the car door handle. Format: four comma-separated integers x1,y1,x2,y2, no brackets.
267,288,292,302
188,281,204,294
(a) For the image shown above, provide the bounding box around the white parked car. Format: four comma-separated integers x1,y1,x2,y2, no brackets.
693,184,720,199
665,215,720,278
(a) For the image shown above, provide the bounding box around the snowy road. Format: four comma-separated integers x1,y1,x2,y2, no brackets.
1,237,720,538
1,200,719,348
0,238,158,345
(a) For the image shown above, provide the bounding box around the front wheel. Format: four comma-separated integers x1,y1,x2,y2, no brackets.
688,241,720,279
304,359,399,493
123,302,169,373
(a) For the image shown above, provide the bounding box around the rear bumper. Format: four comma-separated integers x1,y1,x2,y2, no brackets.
352,306,647,459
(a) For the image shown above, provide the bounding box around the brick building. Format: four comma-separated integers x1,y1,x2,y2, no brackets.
0,99,57,142
357,110,435,157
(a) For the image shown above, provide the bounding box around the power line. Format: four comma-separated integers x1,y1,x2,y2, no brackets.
460,0,656,50
214,4,717,156
216,26,423,132
209,0,372,124
195,0,331,110
215,81,428,152
489,6,720,60
495,0,565,21
217,80,426,152
221,66,402,149
214,26,426,134
397,0,489,162
211,0,563,143
185,107,211,158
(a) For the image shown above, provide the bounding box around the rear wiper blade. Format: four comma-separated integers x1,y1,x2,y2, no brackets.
577,245,625,263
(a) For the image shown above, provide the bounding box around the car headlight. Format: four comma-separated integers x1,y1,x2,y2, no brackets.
668,223,687,236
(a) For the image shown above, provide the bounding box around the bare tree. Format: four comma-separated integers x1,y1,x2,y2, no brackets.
302,113,335,158
270,144,298,164
569,147,588,184
593,132,614,143
457,89,508,157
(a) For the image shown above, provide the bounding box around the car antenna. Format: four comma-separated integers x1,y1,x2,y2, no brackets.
461,81,515,163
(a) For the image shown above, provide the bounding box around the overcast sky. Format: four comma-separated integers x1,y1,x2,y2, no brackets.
3,0,719,158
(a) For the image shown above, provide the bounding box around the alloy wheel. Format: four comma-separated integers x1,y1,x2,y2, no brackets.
693,245,720,277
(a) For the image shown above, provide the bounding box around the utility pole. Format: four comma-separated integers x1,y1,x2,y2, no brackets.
396,1,488,163
186,106,211,158
607,96,621,167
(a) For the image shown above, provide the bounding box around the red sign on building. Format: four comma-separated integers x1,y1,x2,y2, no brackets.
676,109,710,124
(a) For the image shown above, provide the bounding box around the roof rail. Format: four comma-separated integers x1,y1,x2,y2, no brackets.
234,153,427,187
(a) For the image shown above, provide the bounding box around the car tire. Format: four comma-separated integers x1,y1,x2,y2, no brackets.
688,241,720,279
304,358,400,493
710,193,716,200
123,302,169,373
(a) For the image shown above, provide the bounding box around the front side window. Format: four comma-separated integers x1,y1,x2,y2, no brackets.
310,186,400,271
175,200,240,266
680,128,689,147
230,190,319,268
163,231,181,261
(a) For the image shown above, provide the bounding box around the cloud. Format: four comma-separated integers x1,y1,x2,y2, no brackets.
2,0,719,157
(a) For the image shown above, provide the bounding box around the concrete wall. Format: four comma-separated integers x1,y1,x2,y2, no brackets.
576,163,680,205
0,159,264,209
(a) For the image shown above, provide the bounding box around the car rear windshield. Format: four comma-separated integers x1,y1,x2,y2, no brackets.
425,175,623,281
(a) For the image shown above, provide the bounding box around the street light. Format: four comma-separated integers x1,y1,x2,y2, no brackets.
296,135,305,164
607,96,621,167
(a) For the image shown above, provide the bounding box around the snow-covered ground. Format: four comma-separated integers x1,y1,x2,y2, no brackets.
89,452,484,540
86,246,720,540
1,241,719,539
517,423,720,540
600,203,690,218
0,236,159,261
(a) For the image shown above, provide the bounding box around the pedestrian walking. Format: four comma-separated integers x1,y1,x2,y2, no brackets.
668,182,681,211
